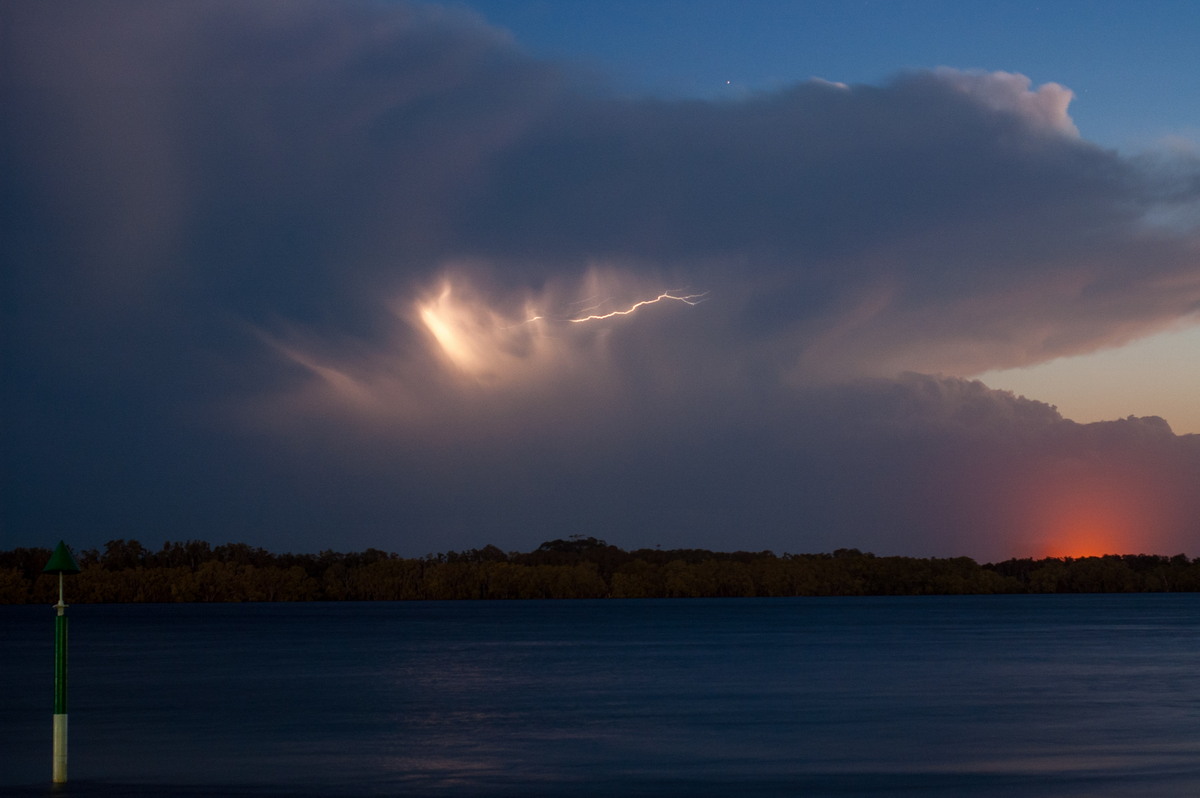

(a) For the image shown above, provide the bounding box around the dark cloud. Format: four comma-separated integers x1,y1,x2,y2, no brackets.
3,1,1198,559
463,70,1199,376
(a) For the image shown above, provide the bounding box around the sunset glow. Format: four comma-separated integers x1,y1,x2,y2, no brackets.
1023,465,1157,559
1038,522,1128,559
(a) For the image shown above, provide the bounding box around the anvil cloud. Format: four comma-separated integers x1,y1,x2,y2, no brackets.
3,1,1199,561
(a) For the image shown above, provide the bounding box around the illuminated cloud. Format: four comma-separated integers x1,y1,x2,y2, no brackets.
933,68,1079,137
3,0,1199,559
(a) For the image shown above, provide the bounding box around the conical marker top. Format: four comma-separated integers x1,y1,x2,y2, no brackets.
43,541,81,575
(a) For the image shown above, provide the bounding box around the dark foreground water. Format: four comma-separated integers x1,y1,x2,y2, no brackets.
3,595,1199,797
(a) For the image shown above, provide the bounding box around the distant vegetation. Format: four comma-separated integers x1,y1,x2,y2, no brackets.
3,537,1199,604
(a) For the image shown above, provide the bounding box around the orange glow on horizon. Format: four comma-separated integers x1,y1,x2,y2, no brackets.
1023,466,1156,559
1037,523,1126,559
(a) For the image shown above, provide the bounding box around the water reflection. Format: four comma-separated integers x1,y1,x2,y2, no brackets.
3,595,1199,796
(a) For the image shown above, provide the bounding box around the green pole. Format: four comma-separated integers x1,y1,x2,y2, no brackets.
43,541,81,784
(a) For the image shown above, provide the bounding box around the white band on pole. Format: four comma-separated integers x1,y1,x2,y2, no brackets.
52,713,68,783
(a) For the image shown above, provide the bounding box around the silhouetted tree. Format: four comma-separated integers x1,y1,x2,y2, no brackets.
3,541,1199,603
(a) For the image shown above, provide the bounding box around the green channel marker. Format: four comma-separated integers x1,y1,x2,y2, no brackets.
43,541,81,784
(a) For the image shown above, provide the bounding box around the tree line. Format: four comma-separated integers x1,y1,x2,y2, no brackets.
2,537,1199,604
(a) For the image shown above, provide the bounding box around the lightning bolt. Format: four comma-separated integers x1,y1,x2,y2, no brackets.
567,291,709,323
508,290,708,327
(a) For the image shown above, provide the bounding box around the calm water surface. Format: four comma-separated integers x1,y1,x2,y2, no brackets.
3,595,1199,796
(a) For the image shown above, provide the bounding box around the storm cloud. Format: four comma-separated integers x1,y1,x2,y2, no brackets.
3,1,1199,560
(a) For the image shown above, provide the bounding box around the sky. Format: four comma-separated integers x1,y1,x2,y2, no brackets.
2,0,1199,562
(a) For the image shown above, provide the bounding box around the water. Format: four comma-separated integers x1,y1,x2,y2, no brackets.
3,595,1199,796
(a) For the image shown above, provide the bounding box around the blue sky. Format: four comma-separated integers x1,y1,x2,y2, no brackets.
4,1,1198,559
458,0,1200,152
